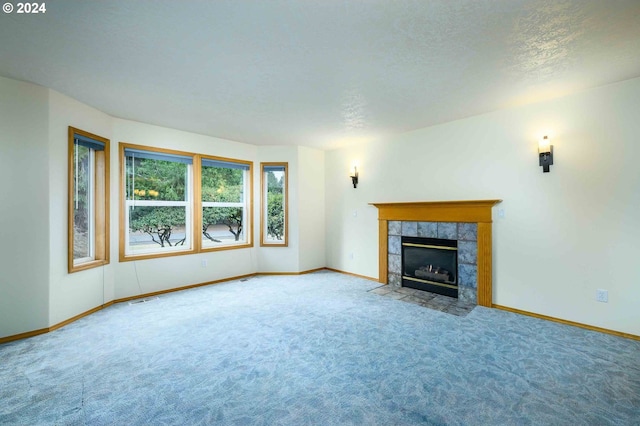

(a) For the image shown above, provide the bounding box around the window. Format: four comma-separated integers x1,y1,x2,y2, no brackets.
200,157,252,250
119,144,253,260
68,127,110,273
121,145,194,259
260,162,288,246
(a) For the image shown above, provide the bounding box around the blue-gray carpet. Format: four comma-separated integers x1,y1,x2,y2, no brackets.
1,271,639,425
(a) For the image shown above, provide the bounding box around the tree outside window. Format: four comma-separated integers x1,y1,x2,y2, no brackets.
119,144,253,261
201,158,251,249
261,163,287,246
123,147,192,257
68,127,109,273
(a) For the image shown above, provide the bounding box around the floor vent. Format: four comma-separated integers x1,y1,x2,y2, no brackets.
128,297,159,305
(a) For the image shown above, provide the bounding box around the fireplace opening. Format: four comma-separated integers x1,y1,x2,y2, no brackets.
401,236,458,298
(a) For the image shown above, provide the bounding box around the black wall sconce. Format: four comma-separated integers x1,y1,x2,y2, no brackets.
539,136,554,173
350,166,359,188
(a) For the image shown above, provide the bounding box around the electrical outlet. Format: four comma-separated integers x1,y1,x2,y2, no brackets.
596,289,608,303
349,252,354,260
201,259,207,268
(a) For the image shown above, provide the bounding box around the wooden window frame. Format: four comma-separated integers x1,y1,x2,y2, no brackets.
119,143,195,262
68,127,110,273
119,143,254,262
198,155,253,253
260,162,288,247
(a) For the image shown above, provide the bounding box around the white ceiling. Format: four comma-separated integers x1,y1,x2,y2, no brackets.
1,0,639,150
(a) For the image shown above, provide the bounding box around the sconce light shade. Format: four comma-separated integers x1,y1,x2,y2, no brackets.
350,166,359,188
538,136,554,173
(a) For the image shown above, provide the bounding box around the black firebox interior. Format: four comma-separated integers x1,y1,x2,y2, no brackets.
401,236,458,298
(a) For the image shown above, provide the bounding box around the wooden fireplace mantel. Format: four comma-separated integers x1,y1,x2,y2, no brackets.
370,200,502,307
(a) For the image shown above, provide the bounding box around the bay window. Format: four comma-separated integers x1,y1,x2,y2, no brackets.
119,144,253,260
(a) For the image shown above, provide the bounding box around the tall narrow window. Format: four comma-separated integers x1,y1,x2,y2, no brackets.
260,162,288,246
68,127,110,273
121,145,194,260
200,157,252,250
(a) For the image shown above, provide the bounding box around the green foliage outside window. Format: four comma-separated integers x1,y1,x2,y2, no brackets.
126,159,187,201
126,155,249,248
266,171,285,240
201,165,245,242
126,158,188,247
129,206,186,247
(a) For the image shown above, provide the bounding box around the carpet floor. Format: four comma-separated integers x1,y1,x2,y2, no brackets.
1,271,639,425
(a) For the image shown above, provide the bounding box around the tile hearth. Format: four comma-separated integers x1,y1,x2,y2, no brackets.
368,285,475,317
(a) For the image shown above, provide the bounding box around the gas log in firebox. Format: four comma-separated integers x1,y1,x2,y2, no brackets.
401,236,458,298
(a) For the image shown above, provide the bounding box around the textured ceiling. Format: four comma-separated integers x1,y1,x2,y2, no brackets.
1,0,639,150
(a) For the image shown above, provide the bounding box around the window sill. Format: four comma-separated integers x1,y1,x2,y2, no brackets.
200,242,253,252
69,259,109,274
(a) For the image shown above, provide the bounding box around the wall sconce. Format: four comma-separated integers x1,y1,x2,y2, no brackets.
538,136,554,173
349,163,359,188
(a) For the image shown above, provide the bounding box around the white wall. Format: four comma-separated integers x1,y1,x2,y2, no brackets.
325,77,640,336
324,144,379,279
48,90,114,325
0,77,51,337
297,146,326,271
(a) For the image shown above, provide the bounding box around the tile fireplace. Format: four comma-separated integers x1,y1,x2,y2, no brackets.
370,200,501,307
